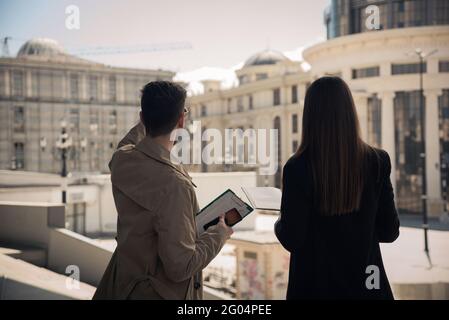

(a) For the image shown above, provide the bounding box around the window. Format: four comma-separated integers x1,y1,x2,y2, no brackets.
291,85,298,103
89,75,98,101
237,97,244,112
394,91,424,215
392,63,426,75
70,74,79,100
391,0,427,29
273,88,281,106
248,95,253,110
89,110,99,127
243,251,257,259
12,70,24,96
69,108,80,131
14,142,25,169
439,90,449,207
292,140,299,153
227,99,232,114
13,106,25,133
256,73,268,81
367,95,382,148
292,114,298,133
109,76,117,101
66,202,86,235
201,104,207,117
30,71,39,97
0,70,5,97
109,110,117,134
439,61,449,73
352,66,380,79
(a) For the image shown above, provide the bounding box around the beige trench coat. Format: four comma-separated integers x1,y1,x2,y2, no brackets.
93,123,227,300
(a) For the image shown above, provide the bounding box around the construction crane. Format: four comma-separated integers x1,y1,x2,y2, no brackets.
69,42,193,56
1,37,12,57
1,36,193,57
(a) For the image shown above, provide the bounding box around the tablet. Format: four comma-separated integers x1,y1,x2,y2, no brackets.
195,189,254,235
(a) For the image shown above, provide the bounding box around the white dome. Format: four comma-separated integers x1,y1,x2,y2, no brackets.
243,49,290,67
17,38,67,57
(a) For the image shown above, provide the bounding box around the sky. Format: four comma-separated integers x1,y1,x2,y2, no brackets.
0,0,329,90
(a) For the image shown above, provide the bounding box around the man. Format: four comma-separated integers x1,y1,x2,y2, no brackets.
93,81,233,300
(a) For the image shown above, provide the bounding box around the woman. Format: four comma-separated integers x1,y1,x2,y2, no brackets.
275,77,400,300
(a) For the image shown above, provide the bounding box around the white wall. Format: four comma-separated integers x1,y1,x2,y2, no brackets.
0,170,259,234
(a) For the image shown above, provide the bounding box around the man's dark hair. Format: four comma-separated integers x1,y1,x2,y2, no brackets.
140,81,187,137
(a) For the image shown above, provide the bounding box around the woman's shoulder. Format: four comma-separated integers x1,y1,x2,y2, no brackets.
364,146,392,178
365,146,391,165
284,151,309,176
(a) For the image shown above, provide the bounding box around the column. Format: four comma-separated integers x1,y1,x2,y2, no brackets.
424,89,443,215
25,69,32,97
354,94,369,142
342,67,352,81
380,91,396,193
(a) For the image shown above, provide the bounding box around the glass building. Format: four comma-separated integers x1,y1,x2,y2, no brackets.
325,0,449,39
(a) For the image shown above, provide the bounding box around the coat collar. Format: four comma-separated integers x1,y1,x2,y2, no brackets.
135,135,196,187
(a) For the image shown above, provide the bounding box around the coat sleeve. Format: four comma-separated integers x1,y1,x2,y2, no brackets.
156,181,227,282
274,161,311,253
376,151,400,243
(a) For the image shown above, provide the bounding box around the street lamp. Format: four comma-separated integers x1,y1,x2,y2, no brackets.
39,137,47,151
407,48,438,266
56,119,72,204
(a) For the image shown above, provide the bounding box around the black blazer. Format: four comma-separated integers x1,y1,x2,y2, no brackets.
275,148,400,300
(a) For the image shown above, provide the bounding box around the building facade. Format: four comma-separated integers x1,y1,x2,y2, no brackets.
187,50,309,188
189,5,449,218
304,23,449,217
0,38,173,174
324,0,449,39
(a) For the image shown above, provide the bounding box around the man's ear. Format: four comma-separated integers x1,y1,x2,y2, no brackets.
177,111,185,129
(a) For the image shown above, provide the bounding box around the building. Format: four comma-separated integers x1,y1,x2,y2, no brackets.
0,170,120,236
188,1,449,218
187,49,308,188
0,169,258,236
305,0,449,217
0,38,174,174
324,0,449,40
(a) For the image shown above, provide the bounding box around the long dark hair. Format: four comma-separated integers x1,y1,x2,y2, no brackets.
297,77,368,215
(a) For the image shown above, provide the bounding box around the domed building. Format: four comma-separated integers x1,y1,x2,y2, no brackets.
237,49,302,85
189,0,449,220
243,49,290,67
304,1,449,218
0,38,173,175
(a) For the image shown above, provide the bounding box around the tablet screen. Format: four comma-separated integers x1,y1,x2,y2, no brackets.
224,208,242,226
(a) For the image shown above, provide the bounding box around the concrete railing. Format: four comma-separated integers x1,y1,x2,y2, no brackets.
0,201,112,287
48,228,112,286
